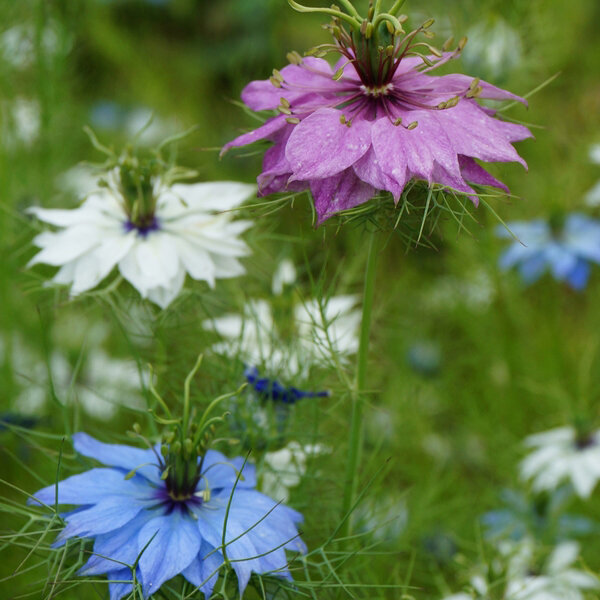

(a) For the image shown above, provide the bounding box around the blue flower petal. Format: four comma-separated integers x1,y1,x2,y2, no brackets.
73,433,162,485
80,510,158,575
57,495,149,543
566,259,590,291
107,567,134,600
202,449,256,490
181,540,224,599
518,254,548,284
31,468,151,507
136,510,202,598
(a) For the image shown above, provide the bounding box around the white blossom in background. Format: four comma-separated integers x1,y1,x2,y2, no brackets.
443,539,598,600
462,16,523,82
2,98,40,148
261,442,329,502
0,21,71,69
424,269,495,313
520,426,600,499
205,261,360,378
28,167,255,308
2,334,144,420
585,144,600,207
271,258,296,295
506,541,599,600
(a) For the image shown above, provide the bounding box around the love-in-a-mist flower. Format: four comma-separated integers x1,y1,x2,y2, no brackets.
28,155,255,308
497,215,600,290
520,426,600,499
205,260,359,378
443,539,599,600
29,360,306,600
223,0,532,223
30,434,305,599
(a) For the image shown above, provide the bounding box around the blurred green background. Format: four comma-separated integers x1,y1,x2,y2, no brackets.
2,0,600,598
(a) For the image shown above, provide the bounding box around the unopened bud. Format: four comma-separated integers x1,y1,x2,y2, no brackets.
184,438,194,457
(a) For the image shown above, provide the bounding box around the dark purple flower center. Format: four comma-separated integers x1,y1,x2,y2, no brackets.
124,216,160,237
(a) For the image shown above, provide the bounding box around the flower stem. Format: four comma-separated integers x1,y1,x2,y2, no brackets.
341,230,378,536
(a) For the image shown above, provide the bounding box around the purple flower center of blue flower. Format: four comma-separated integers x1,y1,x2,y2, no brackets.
124,216,160,237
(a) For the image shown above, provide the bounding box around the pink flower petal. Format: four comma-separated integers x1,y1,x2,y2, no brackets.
310,168,376,224
286,108,371,180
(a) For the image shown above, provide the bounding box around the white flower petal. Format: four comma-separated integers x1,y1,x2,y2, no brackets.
168,181,256,212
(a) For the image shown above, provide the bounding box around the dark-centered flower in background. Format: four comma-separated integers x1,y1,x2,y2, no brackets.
223,1,532,223
30,433,306,600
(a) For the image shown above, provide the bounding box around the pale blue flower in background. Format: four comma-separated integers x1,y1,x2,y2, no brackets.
497,215,600,290
30,433,306,600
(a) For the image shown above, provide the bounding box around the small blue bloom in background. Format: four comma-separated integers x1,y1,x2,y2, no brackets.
244,366,329,405
30,433,306,600
406,341,442,378
496,214,600,290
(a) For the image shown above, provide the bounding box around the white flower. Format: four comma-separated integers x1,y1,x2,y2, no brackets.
585,144,600,207
424,269,495,313
506,542,599,600
589,144,600,165
271,258,297,295
3,334,144,420
28,170,255,308
462,16,523,82
443,540,598,600
261,442,328,502
204,264,360,378
519,426,600,499
2,98,40,148
0,22,69,69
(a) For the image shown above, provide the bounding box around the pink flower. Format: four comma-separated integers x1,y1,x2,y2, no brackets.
223,9,532,224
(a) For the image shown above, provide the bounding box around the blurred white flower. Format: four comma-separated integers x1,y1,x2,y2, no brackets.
462,16,523,82
271,258,296,295
506,541,598,600
0,22,69,69
520,426,600,499
424,269,495,313
585,144,600,207
2,334,144,420
29,169,255,308
2,98,40,148
443,539,597,600
205,264,360,378
261,442,328,502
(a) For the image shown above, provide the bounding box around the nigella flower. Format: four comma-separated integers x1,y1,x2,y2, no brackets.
520,426,600,499
497,215,600,290
222,1,532,223
245,366,329,404
30,433,306,599
28,160,255,308
204,261,359,378
443,539,599,600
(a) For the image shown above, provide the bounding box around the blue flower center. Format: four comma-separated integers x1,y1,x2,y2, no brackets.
124,216,161,237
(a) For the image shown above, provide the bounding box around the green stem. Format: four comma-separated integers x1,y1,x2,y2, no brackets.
341,230,378,536
389,0,407,16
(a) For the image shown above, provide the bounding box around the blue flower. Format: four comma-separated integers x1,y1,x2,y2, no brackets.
497,214,600,290
30,433,306,600
244,366,329,404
